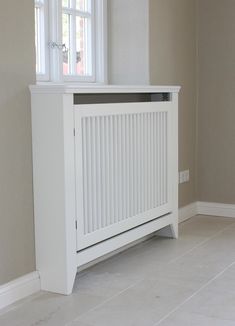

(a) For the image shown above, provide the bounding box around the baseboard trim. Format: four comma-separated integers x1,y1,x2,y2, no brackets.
179,201,235,221
1,201,234,310
197,201,235,218
179,202,198,223
0,272,40,311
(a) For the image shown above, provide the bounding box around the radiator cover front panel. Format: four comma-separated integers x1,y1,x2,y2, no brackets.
75,102,173,250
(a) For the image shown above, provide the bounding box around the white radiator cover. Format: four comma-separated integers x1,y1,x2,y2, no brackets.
76,105,172,250
30,85,180,295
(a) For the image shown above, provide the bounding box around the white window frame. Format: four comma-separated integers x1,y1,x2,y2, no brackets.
35,0,50,81
35,0,107,83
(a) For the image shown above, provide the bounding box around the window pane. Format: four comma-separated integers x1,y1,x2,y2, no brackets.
62,0,70,8
35,7,41,73
76,0,88,11
62,1,93,78
76,16,91,75
62,14,71,75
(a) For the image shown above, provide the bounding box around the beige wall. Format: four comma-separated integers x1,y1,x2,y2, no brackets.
197,0,235,204
0,1,35,285
108,0,149,84
149,0,197,207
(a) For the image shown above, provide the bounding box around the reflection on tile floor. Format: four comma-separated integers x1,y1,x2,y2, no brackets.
1,215,235,326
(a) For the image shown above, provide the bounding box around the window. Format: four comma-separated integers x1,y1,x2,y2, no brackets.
34,0,107,83
35,0,48,79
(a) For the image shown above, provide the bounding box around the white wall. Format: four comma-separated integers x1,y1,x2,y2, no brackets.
108,0,149,84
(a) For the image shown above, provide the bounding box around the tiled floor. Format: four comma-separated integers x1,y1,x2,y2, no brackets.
1,215,235,326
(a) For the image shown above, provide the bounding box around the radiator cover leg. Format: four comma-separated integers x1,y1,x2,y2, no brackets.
156,222,178,239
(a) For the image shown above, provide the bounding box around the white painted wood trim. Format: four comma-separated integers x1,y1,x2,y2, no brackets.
0,272,40,311
30,84,181,94
31,86,179,295
31,93,77,295
197,201,235,218
1,201,234,310
179,202,198,223
77,214,175,267
145,0,150,85
95,0,108,84
77,233,158,272
178,201,235,221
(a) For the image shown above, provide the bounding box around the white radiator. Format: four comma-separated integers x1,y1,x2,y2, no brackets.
75,103,173,250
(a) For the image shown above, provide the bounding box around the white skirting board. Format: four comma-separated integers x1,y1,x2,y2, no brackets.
179,201,235,223
1,200,234,310
179,202,198,223
197,201,235,218
0,272,40,311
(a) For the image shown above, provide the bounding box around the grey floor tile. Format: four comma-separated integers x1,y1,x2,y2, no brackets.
1,215,235,326
179,215,235,238
208,264,235,294
0,291,106,326
75,277,199,326
181,289,235,322
158,311,235,326
73,268,140,298
153,224,235,283
68,322,93,326
180,265,235,322
85,233,208,281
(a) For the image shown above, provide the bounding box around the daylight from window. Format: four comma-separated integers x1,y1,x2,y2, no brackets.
62,0,92,77
35,0,45,75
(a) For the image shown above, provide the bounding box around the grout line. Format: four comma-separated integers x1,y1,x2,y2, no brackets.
65,278,144,326
68,220,235,325
67,221,235,325
154,260,235,325
0,291,43,317
2,217,234,325
168,221,235,264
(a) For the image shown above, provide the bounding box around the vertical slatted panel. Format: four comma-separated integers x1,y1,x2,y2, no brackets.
81,111,168,235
